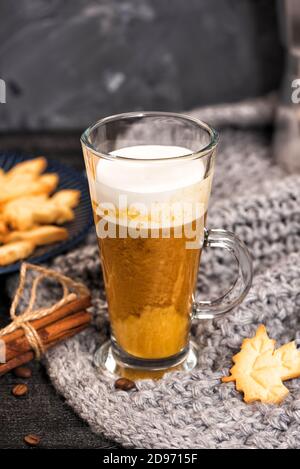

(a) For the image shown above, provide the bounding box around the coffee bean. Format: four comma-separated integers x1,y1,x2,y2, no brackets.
114,377,136,391
12,384,28,397
13,366,32,379
24,434,40,447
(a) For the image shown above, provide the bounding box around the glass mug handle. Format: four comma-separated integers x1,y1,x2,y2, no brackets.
193,228,253,320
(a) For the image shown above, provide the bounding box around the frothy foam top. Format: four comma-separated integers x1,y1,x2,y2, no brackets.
95,145,212,228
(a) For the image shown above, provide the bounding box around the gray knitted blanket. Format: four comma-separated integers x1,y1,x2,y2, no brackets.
10,97,300,449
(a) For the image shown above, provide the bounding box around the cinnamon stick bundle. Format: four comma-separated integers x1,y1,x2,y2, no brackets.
0,298,91,376
0,263,92,377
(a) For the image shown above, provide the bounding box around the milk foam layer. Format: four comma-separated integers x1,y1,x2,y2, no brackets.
95,145,212,228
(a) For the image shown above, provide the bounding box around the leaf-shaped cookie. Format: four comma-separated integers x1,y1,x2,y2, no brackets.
222,325,289,404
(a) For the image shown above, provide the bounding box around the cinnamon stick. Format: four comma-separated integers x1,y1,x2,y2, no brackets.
0,322,89,376
4,310,91,362
1,295,91,347
0,351,34,376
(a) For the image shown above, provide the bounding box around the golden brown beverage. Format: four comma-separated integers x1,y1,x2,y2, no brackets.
98,217,205,359
86,143,213,364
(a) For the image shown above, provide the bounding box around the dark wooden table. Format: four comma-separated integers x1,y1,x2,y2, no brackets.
0,133,119,449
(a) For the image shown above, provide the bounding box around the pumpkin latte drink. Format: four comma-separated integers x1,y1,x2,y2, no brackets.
97,145,211,360
81,113,252,377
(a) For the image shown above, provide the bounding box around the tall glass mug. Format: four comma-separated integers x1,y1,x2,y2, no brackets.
81,112,252,379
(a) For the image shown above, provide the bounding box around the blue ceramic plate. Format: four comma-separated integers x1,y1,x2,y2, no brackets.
0,153,93,275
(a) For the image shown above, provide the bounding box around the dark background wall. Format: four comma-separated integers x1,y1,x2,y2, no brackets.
0,0,283,131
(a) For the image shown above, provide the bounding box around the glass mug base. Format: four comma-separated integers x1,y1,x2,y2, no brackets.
94,340,199,380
